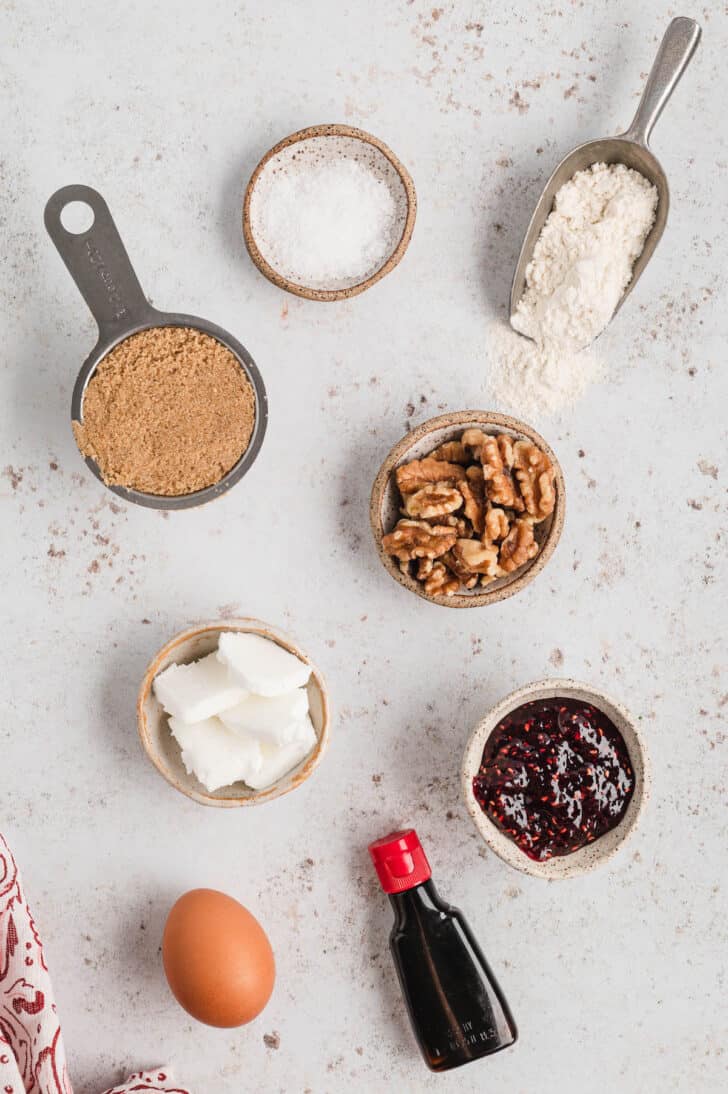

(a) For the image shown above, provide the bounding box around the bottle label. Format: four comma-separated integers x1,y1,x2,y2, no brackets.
432,1017,499,1057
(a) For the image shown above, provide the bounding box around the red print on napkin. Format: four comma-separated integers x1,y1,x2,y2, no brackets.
0,834,190,1094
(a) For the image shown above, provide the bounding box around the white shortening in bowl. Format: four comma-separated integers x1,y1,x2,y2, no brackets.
168,714,263,791
220,689,310,743
153,653,247,723
152,631,314,793
245,717,318,792
217,631,311,696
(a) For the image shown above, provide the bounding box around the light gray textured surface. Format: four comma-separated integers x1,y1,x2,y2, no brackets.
1,2,725,1092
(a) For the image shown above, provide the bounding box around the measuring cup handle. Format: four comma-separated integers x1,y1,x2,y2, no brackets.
624,17,701,146
44,185,157,343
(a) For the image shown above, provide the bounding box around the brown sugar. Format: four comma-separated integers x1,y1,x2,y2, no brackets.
73,326,256,496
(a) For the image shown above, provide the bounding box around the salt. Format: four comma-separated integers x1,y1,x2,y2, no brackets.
249,154,400,290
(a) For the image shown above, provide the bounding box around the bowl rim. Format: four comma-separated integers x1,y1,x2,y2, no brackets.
370,410,566,608
242,123,417,302
136,618,331,808
461,677,650,878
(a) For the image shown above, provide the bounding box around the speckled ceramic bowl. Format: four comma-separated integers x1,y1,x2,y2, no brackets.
370,411,565,608
243,124,416,301
461,679,650,878
137,619,330,807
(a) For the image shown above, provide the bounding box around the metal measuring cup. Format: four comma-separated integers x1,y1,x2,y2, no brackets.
510,17,701,328
45,184,268,510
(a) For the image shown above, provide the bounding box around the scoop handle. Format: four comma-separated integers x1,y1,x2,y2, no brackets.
624,17,701,146
44,184,157,343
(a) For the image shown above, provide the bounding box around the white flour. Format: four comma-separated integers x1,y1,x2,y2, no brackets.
485,320,601,418
488,162,657,419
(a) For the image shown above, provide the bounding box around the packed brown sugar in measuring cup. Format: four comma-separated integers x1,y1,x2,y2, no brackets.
72,326,256,496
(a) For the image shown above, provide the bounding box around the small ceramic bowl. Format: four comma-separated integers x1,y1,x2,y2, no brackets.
137,619,330,807
461,679,650,878
370,411,565,608
243,124,416,301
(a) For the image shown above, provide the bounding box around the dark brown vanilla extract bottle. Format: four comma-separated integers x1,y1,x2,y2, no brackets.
369,829,517,1072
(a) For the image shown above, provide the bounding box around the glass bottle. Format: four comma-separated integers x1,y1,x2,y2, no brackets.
369,828,517,1072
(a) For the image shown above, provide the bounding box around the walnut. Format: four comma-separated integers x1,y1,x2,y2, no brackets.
451,538,501,578
385,427,552,596
430,440,469,464
441,514,472,537
497,433,515,467
382,519,457,562
416,558,434,580
499,518,539,573
484,433,514,467
484,470,520,510
512,441,555,521
459,475,485,535
443,550,479,589
395,458,466,495
480,434,524,512
484,505,510,544
461,428,489,455
402,482,464,520
424,561,460,597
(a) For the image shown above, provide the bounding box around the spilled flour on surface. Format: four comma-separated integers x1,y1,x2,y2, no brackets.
484,320,602,419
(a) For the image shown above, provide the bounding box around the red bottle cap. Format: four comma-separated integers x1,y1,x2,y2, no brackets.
368,829,432,893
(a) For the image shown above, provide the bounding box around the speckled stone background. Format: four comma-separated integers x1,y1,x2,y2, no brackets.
1,2,726,1091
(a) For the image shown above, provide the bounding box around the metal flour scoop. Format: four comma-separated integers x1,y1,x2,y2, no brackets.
510,17,701,328
45,184,268,510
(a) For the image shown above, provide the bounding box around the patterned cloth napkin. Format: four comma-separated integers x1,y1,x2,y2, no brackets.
0,834,190,1094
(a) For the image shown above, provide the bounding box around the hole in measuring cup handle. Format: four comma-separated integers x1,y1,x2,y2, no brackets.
59,200,95,234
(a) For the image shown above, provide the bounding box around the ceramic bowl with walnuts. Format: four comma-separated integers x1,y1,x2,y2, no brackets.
370,411,565,607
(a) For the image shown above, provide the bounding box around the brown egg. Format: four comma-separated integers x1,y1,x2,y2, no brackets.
162,888,275,1027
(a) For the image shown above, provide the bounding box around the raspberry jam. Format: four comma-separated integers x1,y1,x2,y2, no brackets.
473,698,634,861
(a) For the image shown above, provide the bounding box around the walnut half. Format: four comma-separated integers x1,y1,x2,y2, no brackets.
484,505,511,544
395,458,466,495
499,518,539,573
402,482,463,520
512,441,556,521
443,550,479,589
451,538,501,578
480,434,524,512
430,440,469,464
381,519,457,562
424,562,460,597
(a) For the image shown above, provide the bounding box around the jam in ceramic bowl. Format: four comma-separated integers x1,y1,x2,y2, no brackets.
461,680,649,879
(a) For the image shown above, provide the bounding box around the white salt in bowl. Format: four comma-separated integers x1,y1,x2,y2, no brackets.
461,679,650,879
243,124,417,301
137,619,330,808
